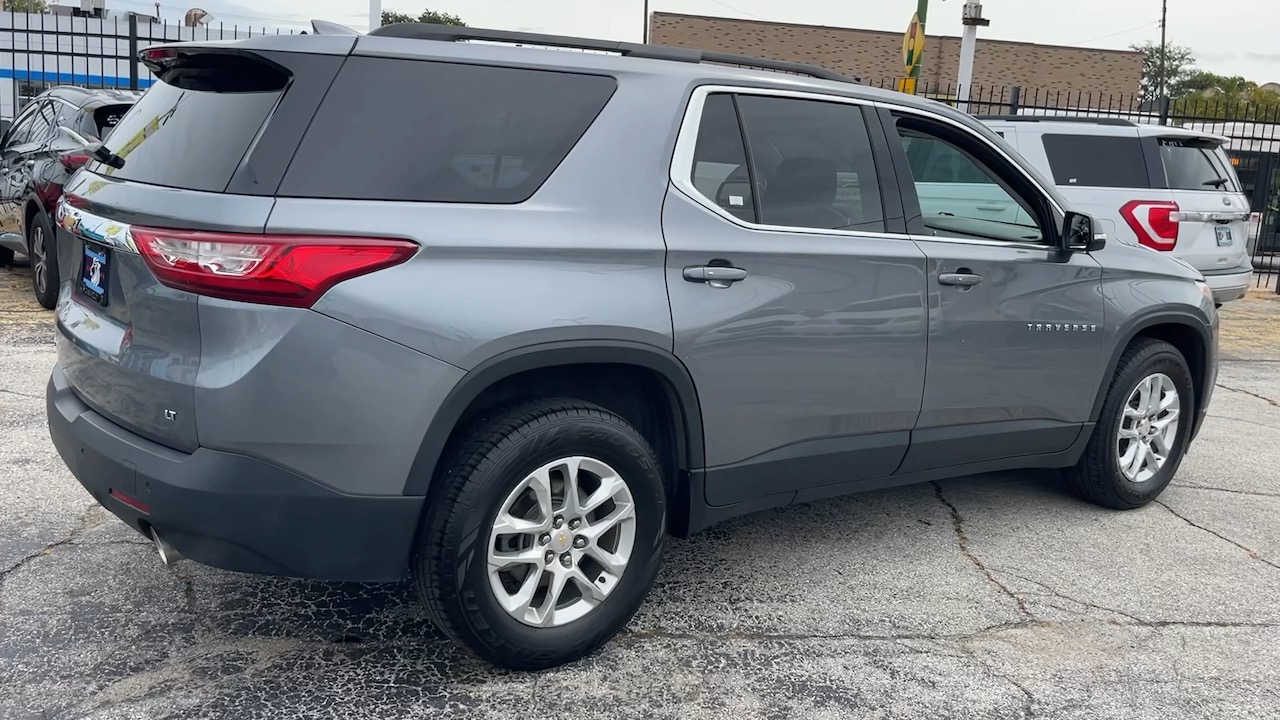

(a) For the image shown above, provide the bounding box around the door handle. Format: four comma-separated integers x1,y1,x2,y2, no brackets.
684,264,747,288
976,203,1006,212
938,272,983,287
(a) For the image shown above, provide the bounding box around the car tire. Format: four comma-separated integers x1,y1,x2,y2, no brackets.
28,210,59,309
413,399,666,670
1067,338,1195,510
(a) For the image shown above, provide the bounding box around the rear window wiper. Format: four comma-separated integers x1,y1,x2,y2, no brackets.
1202,178,1229,188
92,146,125,170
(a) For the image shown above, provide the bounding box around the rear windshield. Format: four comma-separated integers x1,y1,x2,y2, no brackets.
278,57,617,203
1041,134,1150,188
1159,138,1239,192
94,79,281,192
92,104,134,139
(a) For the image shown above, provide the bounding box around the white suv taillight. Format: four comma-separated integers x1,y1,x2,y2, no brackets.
1119,200,1180,252
131,227,417,308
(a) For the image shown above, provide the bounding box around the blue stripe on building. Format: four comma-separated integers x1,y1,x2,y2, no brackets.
0,67,153,88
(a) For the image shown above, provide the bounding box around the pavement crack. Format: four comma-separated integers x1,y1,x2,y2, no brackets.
993,568,1148,624
1215,383,1280,408
0,386,41,400
1155,500,1280,571
1173,483,1280,499
1206,414,1280,431
0,504,106,579
932,482,1031,617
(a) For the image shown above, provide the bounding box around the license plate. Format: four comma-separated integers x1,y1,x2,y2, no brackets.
80,244,109,305
1215,226,1233,247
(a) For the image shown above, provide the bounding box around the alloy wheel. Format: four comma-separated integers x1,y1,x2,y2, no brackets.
31,225,46,295
1116,372,1181,484
487,456,637,628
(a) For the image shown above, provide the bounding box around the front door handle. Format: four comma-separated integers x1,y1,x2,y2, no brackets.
684,265,747,289
938,272,983,287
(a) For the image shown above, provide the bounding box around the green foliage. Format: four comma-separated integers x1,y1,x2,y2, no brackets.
1131,41,1196,101
381,8,466,26
5,0,50,12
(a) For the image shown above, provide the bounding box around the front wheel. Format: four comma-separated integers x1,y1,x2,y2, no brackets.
28,211,59,309
413,399,666,670
1067,338,1195,509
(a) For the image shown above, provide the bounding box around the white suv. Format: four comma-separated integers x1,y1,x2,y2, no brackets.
965,117,1254,304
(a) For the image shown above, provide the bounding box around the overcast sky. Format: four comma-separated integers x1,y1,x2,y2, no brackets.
122,0,1279,82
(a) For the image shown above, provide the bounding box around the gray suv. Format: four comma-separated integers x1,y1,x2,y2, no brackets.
47,23,1219,670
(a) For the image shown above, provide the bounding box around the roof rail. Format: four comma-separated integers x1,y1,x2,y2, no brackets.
367,22,860,84
977,115,1138,127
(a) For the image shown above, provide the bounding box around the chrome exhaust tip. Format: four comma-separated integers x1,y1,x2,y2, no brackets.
150,528,184,566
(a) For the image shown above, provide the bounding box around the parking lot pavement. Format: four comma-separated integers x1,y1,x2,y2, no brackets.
3,265,1280,720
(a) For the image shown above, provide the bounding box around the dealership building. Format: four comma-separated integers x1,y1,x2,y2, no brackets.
649,12,1145,99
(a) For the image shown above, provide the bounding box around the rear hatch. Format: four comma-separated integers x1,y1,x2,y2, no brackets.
1156,135,1252,273
53,41,350,452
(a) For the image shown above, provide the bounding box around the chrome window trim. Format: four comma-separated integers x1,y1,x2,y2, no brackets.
669,84,1066,250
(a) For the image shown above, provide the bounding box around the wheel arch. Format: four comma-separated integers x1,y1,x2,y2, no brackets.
21,195,45,247
404,341,706,530
1091,311,1213,425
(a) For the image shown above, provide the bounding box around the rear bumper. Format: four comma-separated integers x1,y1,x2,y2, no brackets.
1201,267,1252,304
47,363,423,582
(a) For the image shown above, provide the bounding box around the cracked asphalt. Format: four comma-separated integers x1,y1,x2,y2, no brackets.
3,262,1280,719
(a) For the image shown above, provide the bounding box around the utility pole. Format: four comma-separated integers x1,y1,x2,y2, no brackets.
956,2,990,112
1157,0,1168,99
369,0,382,31
643,0,650,43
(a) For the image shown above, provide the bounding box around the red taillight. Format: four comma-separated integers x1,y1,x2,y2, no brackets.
131,227,418,308
1120,200,1180,251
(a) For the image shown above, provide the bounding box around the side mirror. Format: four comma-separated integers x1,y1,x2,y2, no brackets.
1063,211,1106,252
49,125,93,155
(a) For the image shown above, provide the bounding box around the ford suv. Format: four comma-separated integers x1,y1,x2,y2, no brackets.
47,22,1219,670
979,116,1253,305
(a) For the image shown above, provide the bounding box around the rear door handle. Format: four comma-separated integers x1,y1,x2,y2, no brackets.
938,272,983,287
684,265,747,288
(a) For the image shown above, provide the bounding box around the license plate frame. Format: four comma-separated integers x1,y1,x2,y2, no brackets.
1215,225,1233,247
80,243,109,306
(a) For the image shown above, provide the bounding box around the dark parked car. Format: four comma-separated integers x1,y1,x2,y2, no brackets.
0,86,139,307
48,24,1218,670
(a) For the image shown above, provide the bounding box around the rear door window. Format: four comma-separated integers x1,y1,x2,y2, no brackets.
1041,134,1149,188
689,93,755,222
279,57,617,203
733,95,884,232
1160,138,1236,191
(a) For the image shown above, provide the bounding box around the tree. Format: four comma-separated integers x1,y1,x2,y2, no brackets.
4,0,50,12
1180,71,1257,98
1131,41,1196,101
381,8,465,26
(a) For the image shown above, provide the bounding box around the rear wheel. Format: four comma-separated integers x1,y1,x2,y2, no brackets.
413,399,666,669
1067,338,1194,509
28,211,59,309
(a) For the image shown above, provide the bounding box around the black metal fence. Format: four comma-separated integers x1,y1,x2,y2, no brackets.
873,80,1280,293
0,9,298,128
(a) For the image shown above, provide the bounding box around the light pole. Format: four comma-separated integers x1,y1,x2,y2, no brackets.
643,0,650,43
955,1,990,112
369,0,382,31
